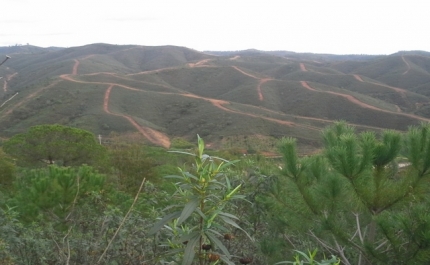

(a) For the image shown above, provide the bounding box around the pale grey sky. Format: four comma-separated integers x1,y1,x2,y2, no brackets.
1,0,429,54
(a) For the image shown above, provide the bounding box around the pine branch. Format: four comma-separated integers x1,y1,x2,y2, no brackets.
353,212,364,244
333,237,352,265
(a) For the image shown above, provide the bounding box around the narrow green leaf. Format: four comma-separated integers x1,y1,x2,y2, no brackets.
195,208,207,220
219,215,253,241
197,135,204,158
207,228,224,237
148,211,181,235
294,250,311,262
225,176,231,190
178,231,200,245
205,230,230,258
164,175,185,180
177,197,199,225
182,232,200,265
183,172,199,181
168,150,196,156
226,184,241,199
218,212,239,220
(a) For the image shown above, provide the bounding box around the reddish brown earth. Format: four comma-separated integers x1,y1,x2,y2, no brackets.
188,59,212,68
72,59,79,75
300,63,307,72
2,72,17,92
61,60,171,148
232,66,273,101
353,74,364,82
229,55,240,60
3,55,429,147
353,72,407,96
103,85,170,148
1,80,62,119
402,56,411,75
300,81,430,122
126,67,177,76
301,81,391,111
257,79,272,101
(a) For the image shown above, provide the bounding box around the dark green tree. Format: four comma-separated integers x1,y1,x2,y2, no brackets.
263,121,430,265
3,124,106,167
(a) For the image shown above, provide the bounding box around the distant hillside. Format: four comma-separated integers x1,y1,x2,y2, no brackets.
0,45,62,55
1,44,430,153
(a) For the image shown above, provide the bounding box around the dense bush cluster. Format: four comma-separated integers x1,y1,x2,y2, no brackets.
1,123,430,264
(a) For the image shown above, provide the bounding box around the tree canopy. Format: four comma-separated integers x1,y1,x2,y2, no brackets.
3,124,105,166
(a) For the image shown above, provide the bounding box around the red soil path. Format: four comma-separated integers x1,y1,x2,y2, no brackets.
2,72,17,92
257,79,272,101
175,93,298,127
300,81,318,92
188,59,212,68
402,56,411,75
368,81,407,96
126,67,177,76
72,59,79,75
60,60,171,148
229,55,240,60
301,81,391,111
232,66,260,79
1,80,62,119
7,55,428,145
353,74,364,82
352,72,408,98
343,75,405,113
232,66,273,101
300,81,430,122
300,63,307,72
103,85,170,148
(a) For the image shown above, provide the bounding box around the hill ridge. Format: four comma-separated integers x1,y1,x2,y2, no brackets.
1,44,430,151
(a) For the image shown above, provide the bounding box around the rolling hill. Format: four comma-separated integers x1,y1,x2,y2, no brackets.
1,44,430,153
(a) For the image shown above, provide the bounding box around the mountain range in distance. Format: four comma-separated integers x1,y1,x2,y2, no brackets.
1,43,430,153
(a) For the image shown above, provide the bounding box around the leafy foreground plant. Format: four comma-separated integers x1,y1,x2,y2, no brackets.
150,136,251,265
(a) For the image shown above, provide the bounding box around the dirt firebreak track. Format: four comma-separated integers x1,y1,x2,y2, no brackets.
2,57,428,148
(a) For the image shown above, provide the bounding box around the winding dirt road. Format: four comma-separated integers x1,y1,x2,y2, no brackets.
63,63,318,134
402,56,411,75
61,60,172,148
232,66,273,101
353,74,364,82
103,85,170,148
2,72,17,92
300,81,430,122
188,59,212,68
1,80,62,119
4,55,428,147
72,59,79,75
300,63,307,72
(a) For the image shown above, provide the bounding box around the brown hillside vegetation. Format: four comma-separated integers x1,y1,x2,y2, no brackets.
1,44,430,152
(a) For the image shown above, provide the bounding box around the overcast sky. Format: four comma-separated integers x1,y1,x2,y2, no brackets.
1,0,429,55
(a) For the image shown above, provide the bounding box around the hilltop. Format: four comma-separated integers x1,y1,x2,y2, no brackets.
1,44,430,153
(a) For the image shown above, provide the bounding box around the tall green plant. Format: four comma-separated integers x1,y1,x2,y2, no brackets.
150,136,250,265
264,121,430,265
